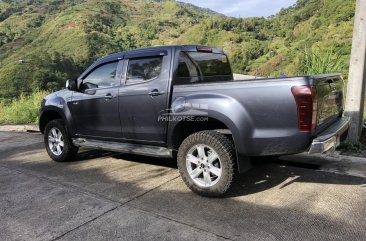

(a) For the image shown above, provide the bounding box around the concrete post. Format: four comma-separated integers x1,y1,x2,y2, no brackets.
345,0,366,143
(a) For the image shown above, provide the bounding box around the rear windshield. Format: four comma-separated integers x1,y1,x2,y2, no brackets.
175,52,233,85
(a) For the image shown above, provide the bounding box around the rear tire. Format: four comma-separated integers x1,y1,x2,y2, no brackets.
44,119,78,162
177,131,236,197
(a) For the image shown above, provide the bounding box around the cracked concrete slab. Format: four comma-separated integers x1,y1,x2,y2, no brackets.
57,205,226,241
0,146,179,203
0,166,118,241
130,164,366,241
1,131,366,241
0,132,42,152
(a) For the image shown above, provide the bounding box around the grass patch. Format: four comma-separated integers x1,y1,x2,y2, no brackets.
0,91,49,125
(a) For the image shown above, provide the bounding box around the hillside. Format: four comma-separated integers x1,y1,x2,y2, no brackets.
0,0,355,100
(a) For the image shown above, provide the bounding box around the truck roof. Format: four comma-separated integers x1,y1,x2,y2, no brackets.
79,45,225,79
99,45,224,61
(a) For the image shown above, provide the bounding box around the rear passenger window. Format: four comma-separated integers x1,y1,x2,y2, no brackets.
126,57,163,85
175,52,233,85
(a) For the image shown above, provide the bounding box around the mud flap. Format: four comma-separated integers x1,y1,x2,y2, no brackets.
236,154,252,173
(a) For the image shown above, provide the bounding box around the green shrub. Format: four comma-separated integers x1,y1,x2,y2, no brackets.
337,141,365,153
303,46,343,75
0,91,48,124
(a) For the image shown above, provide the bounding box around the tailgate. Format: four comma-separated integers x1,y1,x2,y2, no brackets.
312,74,344,133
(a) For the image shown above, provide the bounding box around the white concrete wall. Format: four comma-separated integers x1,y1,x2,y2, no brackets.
233,73,262,80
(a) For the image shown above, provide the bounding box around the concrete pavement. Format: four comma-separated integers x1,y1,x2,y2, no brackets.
0,132,365,241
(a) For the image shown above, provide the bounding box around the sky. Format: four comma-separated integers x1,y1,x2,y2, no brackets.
178,0,298,18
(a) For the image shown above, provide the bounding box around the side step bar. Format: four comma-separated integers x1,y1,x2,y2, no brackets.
72,138,173,158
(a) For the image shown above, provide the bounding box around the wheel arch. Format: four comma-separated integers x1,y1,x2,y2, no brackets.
169,117,230,149
168,116,251,173
39,108,67,134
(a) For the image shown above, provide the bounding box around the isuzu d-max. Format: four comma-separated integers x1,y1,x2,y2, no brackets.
39,45,350,196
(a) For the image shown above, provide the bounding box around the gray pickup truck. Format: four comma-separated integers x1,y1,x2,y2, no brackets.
39,45,350,196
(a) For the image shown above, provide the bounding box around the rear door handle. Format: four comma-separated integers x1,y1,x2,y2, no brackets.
149,89,164,96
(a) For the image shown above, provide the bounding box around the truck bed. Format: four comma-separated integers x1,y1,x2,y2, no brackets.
171,74,344,156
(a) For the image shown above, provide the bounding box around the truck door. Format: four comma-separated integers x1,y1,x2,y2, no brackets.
69,61,122,138
118,50,171,144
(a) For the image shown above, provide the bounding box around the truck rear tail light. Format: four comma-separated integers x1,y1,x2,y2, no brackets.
291,86,317,132
196,46,212,53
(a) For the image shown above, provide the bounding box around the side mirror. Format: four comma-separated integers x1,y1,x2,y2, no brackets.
66,79,77,91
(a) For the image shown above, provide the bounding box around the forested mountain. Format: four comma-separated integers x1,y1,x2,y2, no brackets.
0,0,355,100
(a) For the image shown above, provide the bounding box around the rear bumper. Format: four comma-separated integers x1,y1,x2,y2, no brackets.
308,117,350,154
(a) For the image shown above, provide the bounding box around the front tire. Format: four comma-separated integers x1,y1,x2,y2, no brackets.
177,131,236,197
44,119,78,162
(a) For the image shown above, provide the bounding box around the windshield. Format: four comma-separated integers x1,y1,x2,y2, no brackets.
175,52,233,85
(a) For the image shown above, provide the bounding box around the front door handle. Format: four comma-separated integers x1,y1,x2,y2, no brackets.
149,89,164,96
105,93,114,100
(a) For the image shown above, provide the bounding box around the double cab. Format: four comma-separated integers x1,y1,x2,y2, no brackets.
39,45,350,196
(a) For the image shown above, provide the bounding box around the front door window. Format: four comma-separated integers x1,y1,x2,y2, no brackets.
80,62,119,90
